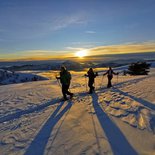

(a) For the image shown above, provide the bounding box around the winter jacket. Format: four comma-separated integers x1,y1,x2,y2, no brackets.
60,70,71,85
104,69,117,77
86,71,98,82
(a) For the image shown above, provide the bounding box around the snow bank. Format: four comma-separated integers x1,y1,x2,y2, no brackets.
0,70,48,85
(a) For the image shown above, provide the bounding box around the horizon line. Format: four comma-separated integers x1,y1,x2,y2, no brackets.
0,51,155,62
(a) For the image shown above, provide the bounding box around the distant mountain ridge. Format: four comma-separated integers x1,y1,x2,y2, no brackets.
0,52,155,71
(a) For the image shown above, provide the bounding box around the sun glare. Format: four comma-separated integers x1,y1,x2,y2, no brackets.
75,50,87,58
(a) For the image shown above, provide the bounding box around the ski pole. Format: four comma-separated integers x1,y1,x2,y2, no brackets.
100,75,104,88
55,72,62,89
85,76,88,91
56,79,62,88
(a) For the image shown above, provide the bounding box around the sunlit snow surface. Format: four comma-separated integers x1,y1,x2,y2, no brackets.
0,64,155,155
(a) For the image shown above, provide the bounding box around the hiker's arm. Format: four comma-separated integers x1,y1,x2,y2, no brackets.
84,74,88,77
103,71,108,76
95,72,98,77
113,71,119,75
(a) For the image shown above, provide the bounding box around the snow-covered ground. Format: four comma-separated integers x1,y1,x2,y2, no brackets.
0,70,48,85
0,66,155,155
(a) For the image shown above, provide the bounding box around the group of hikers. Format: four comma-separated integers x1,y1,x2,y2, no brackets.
56,66,119,101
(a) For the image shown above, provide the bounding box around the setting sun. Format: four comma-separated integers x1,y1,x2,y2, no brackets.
75,50,87,58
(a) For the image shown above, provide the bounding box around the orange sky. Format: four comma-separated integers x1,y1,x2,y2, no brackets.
0,41,155,61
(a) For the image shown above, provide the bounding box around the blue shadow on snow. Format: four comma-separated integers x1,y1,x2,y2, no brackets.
0,99,60,124
91,93,138,155
113,88,155,111
24,101,72,155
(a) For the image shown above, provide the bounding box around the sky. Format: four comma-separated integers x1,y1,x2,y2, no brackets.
0,0,155,61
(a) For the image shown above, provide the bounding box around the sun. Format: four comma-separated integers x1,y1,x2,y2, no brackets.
75,50,87,58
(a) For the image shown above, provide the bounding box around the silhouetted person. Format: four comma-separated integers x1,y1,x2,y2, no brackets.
33,76,37,81
56,66,73,100
103,67,118,88
123,70,127,76
85,68,98,94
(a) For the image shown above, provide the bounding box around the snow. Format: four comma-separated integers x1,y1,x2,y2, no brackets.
0,70,48,85
0,66,155,155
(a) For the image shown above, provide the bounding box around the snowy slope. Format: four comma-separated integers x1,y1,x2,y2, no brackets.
0,67,155,155
0,70,48,85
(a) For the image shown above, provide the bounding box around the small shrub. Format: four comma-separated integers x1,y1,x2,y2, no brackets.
128,62,150,75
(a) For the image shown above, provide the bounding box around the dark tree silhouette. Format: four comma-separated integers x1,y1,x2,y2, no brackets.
128,61,150,75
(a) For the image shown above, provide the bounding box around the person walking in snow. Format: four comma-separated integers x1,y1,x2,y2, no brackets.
103,67,118,88
56,66,74,100
85,68,98,94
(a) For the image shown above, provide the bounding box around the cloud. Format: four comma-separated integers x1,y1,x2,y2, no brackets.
85,31,96,34
0,49,73,61
0,12,89,41
71,41,103,45
88,41,155,55
67,41,103,49
66,47,85,51
1,41,154,61
49,13,88,31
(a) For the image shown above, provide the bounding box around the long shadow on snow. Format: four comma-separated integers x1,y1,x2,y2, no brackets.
113,88,155,111
98,76,148,93
24,101,72,155
113,76,148,89
91,93,138,155
0,99,60,124
0,76,147,124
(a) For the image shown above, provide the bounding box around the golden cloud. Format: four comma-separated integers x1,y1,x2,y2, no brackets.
0,41,155,61
88,41,155,55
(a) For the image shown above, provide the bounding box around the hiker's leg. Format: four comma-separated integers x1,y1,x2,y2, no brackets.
109,79,112,87
88,81,93,93
108,76,113,88
107,76,111,88
62,85,67,99
66,84,73,96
